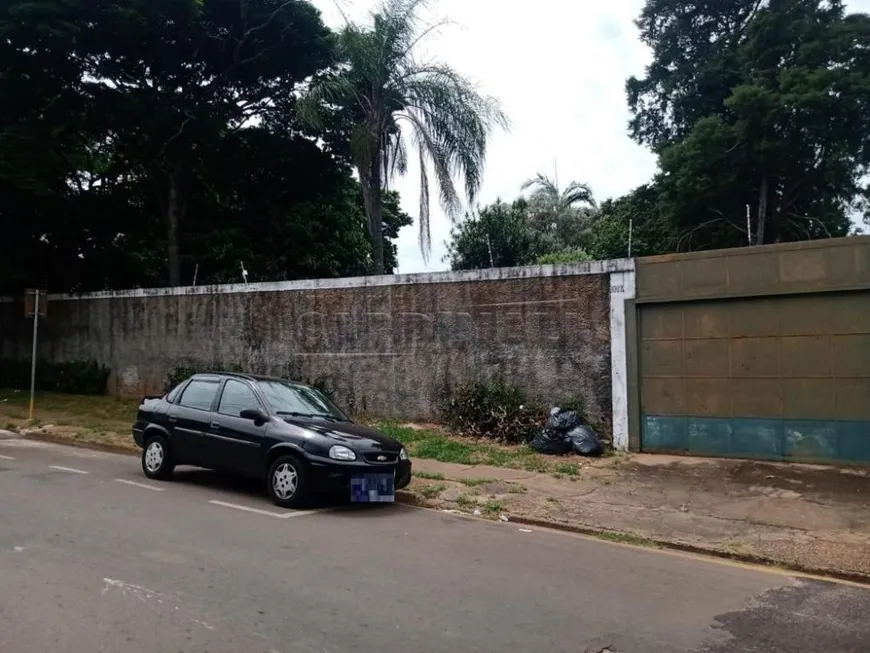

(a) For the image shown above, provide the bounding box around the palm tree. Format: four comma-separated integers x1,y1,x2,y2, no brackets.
521,173,597,250
299,0,507,274
521,173,596,216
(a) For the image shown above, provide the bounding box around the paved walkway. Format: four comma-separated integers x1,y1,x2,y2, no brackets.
408,454,870,579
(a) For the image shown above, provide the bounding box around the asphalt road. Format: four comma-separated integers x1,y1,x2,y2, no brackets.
1,436,868,653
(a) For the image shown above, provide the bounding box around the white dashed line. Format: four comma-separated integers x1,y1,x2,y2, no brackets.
48,465,89,475
114,478,166,492
0,454,14,460
208,500,318,519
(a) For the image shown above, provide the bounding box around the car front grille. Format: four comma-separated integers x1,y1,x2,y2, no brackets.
363,452,399,464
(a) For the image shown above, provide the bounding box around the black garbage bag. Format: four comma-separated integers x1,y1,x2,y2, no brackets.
529,428,573,455
546,407,581,432
567,424,603,457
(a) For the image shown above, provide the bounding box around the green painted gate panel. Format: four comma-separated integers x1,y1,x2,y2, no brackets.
642,416,870,464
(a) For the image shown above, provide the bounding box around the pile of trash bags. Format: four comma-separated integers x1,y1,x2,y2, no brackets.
530,407,604,457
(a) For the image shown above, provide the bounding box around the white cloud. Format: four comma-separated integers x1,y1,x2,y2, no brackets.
309,0,870,270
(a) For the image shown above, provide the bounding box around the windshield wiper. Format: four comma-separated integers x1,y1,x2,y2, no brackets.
276,411,343,422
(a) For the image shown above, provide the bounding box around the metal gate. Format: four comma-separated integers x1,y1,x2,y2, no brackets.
638,291,870,464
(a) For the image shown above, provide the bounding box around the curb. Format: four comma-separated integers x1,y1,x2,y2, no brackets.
20,431,138,457
395,493,870,587
504,515,870,586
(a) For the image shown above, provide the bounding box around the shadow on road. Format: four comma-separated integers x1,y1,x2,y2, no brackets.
171,466,404,517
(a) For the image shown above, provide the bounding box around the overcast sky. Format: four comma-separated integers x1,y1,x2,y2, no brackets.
309,0,870,273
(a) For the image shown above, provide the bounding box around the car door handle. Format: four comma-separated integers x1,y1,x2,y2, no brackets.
209,421,220,429
168,416,178,423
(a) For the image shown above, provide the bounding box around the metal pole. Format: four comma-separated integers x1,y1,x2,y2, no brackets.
627,218,634,258
746,205,752,246
28,290,39,421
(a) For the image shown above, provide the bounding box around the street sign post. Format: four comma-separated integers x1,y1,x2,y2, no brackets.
24,289,47,420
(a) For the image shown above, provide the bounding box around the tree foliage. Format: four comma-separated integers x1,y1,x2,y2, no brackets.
0,0,410,293
300,0,507,274
521,173,598,254
626,0,870,249
446,173,598,270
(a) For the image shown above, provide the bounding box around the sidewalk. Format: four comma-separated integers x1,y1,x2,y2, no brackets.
404,453,870,581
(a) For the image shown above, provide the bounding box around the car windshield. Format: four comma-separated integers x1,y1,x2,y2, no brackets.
257,380,350,422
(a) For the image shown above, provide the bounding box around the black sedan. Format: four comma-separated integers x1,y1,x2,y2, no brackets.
132,372,411,508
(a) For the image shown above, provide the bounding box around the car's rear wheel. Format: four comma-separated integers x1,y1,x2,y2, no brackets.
267,455,308,509
142,434,175,480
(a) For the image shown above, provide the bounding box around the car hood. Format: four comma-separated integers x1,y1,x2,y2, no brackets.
281,418,402,451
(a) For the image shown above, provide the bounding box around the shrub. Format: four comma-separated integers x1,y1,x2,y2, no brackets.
165,360,243,392
439,377,544,444
0,358,110,395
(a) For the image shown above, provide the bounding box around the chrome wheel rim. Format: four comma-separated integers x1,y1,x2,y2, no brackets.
144,441,164,473
273,463,298,500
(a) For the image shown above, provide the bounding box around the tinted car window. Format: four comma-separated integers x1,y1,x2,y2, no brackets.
178,380,219,411
218,380,260,417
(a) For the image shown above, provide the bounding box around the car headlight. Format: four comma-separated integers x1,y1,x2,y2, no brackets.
328,445,356,461
399,447,408,461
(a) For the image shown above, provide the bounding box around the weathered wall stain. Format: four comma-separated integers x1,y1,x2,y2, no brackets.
0,274,613,423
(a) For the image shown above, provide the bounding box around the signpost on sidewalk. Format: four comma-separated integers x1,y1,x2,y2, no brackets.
24,289,47,421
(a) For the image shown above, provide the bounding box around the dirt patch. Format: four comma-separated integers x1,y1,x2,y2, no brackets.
621,457,870,506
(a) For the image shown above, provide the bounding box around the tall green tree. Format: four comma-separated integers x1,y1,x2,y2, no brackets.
77,0,333,286
446,199,539,270
0,0,413,294
627,0,870,248
300,0,507,274
588,183,676,259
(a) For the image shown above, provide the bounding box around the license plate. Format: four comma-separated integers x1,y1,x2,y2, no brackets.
350,473,395,503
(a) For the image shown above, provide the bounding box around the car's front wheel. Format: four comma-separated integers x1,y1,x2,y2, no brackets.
267,455,308,509
142,434,175,480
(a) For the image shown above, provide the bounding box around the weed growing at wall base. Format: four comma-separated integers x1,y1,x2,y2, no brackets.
0,359,110,395
438,377,542,444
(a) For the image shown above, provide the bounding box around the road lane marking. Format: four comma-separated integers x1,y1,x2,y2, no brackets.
48,465,89,474
0,454,14,460
114,478,166,492
208,499,319,519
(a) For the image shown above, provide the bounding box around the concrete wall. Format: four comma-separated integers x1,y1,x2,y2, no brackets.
0,261,636,441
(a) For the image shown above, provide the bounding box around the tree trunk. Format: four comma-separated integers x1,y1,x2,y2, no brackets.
755,175,769,246
166,173,182,286
359,150,385,275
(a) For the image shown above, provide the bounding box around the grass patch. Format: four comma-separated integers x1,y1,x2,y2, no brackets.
456,493,478,509
413,471,446,481
595,531,661,549
555,462,580,476
0,389,138,423
506,483,526,493
376,421,563,472
483,500,503,515
417,484,445,500
0,389,139,451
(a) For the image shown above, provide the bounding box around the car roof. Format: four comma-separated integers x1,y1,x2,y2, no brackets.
191,371,312,388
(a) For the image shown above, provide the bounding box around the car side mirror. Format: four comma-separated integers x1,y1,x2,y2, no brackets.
240,408,269,425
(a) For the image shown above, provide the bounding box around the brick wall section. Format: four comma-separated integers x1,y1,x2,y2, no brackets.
0,266,620,423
